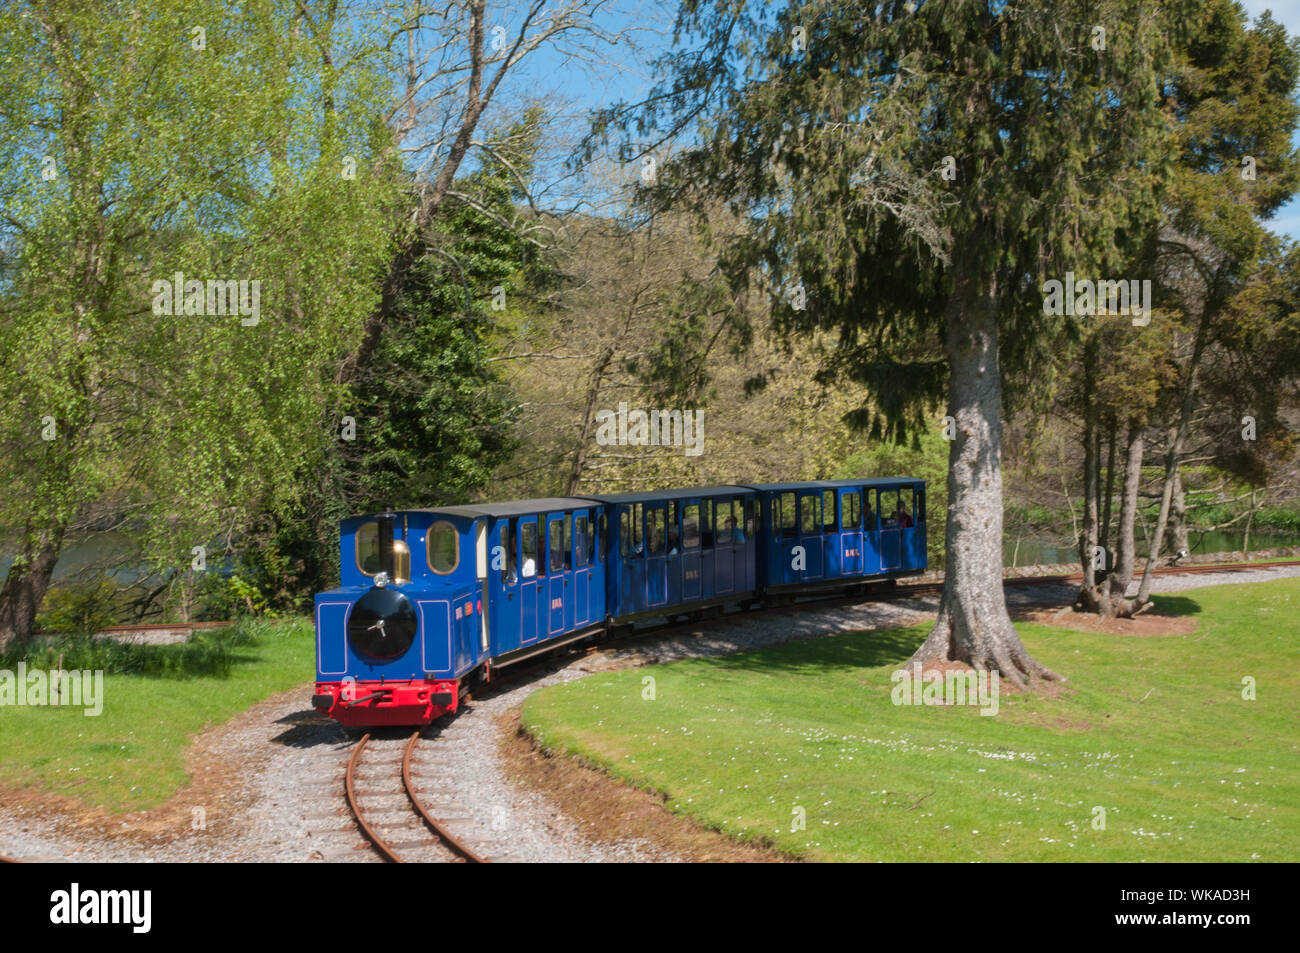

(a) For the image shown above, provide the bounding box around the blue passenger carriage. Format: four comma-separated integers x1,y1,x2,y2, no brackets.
477,498,607,663
749,478,927,594
589,486,760,622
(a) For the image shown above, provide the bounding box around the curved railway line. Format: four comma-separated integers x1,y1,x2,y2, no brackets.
343,731,487,864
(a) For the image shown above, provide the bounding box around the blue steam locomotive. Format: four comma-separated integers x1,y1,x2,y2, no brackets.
312,479,926,726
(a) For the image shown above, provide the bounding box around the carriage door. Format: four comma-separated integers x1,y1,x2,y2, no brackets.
839,488,863,575
573,511,591,626
714,498,736,594
776,492,798,583
645,505,668,606
547,515,569,635
798,492,824,578
879,488,902,570
519,518,541,644
497,519,522,653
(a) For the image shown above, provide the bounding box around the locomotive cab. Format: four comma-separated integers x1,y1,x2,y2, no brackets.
312,510,489,726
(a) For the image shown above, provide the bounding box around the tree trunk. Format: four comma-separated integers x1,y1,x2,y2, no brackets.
1100,414,1117,557
565,344,617,496
1083,421,1148,617
908,282,1060,689
1243,488,1256,554
0,528,64,652
1135,309,1210,604
1167,465,1191,556
1076,339,1103,609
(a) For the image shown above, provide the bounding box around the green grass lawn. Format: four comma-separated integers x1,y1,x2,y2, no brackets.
0,617,314,812
522,578,1300,861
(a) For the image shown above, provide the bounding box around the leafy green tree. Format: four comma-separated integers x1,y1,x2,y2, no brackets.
1129,0,1300,606
0,0,401,647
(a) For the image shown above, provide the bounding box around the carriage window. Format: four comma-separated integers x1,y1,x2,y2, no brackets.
732,498,745,543
701,499,713,547
916,489,926,523
823,490,837,534
564,513,573,568
356,522,380,575
521,522,538,577
683,504,701,548
745,498,758,538
844,492,861,530
599,513,607,560
667,501,679,554
550,519,566,572
620,508,631,558
427,521,459,574
897,488,915,528
800,495,821,534
634,503,644,554
780,492,797,537
575,515,589,566
716,499,732,545
864,491,878,530
879,490,898,528
647,507,666,555
504,520,517,580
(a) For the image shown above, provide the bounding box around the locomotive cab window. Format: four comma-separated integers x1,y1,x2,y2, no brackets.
356,521,380,575
427,520,459,574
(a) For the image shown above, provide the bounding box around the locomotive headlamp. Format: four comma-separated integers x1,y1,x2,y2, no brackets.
374,571,389,588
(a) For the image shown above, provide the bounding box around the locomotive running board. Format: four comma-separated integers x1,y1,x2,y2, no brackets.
490,624,607,670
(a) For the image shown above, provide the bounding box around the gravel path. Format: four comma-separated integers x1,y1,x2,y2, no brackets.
3,561,1297,863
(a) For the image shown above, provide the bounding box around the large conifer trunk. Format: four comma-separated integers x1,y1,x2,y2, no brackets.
908,283,1061,689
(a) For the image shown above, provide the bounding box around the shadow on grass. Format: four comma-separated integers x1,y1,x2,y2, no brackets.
686,624,927,679
1149,594,1202,617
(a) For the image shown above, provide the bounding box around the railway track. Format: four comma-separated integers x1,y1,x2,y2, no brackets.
343,731,487,864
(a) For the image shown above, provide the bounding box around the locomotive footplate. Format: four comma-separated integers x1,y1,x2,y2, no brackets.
311,678,460,726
